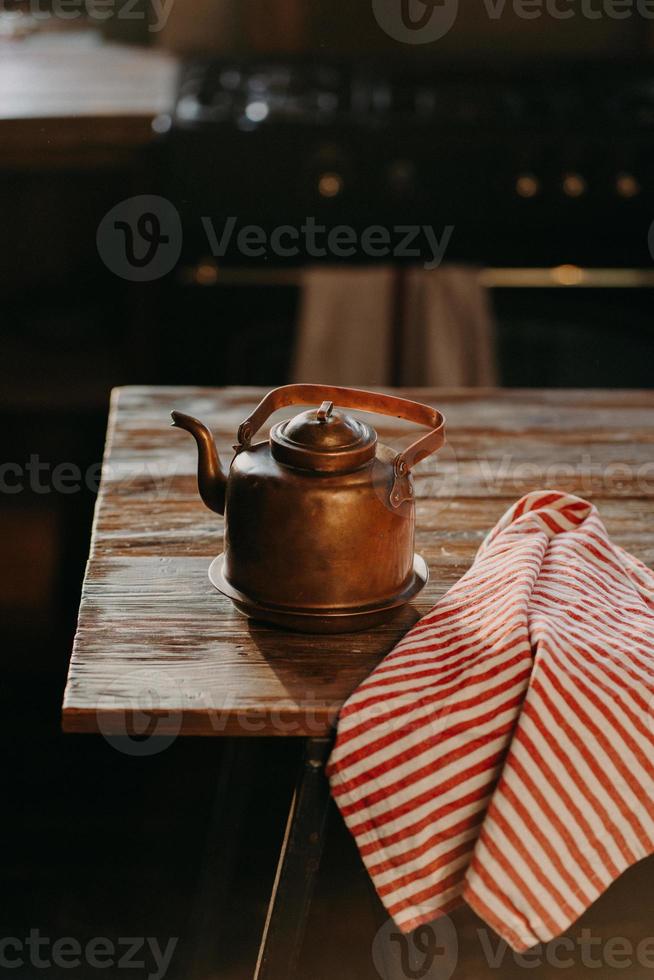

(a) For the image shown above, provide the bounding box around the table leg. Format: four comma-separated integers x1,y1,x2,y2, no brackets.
188,739,264,978
253,736,334,980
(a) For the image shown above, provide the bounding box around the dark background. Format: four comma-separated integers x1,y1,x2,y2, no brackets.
2,3,654,977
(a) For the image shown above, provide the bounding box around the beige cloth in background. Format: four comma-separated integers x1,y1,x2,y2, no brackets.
401,265,498,386
292,264,498,387
291,266,396,387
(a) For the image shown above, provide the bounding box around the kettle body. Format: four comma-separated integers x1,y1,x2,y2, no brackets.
171,384,445,633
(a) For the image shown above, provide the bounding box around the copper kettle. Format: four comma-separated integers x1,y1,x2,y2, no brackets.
171,384,445,633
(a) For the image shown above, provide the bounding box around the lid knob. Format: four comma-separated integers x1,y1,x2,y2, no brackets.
317,400,334,422
270,402,377,473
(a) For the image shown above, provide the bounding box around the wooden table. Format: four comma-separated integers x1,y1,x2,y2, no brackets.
62,385,654,977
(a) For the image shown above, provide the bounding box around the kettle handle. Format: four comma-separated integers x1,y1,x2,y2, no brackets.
237,384,445,503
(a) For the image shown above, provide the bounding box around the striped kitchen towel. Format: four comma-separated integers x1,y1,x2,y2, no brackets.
327,491,654,951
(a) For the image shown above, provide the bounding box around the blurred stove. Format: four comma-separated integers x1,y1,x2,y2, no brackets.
155,59,654,388
175,61,350,127
160,59,654,269
173,58,654,131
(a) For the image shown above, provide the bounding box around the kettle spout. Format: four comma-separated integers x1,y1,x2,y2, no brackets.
171,411,226,516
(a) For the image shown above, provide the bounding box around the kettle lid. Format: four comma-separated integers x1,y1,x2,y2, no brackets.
270,400,377,473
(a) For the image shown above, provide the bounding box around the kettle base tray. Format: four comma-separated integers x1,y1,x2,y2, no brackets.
208,553,428,635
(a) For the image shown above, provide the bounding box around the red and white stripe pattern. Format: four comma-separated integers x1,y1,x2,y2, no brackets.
327,491,654,951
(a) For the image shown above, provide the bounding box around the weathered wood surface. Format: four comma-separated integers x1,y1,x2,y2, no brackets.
63,387,654,737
